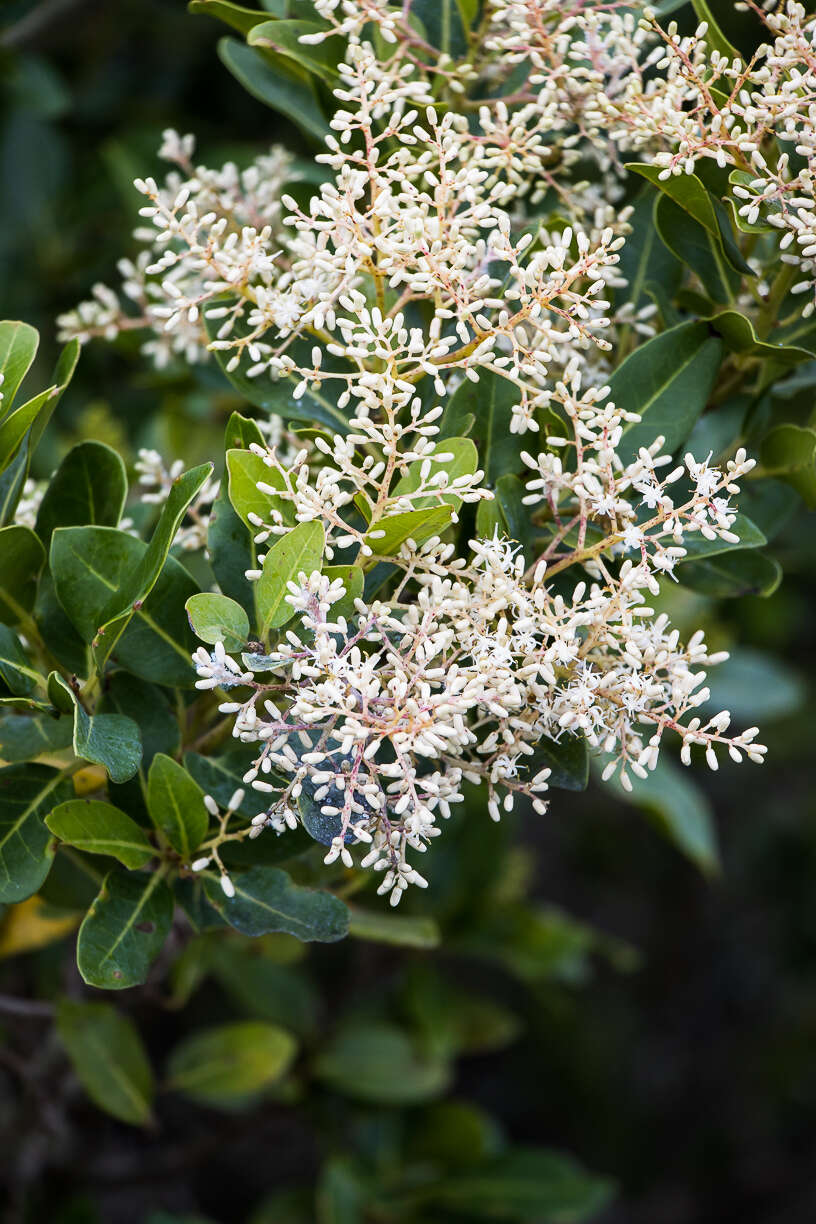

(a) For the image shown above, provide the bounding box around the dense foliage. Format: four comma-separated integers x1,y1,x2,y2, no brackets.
1,1,815,1221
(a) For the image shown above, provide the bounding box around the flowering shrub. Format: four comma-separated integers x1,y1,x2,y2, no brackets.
2,0,815,1216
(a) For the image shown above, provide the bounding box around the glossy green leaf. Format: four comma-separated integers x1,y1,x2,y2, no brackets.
0,524,45,626
678,548,782,598
655,194,740,305
703,647,805,723
92,462,212,670
57,998,154,1126
0,624,42,696
257,520,325,636
188,0,269,35
147,753,209,859
363,504,453,556
186,592,250,651
35,440,127,545
706,310,814,367
314,1022,450,1104
525,734,589,792
616,188,682,317
50,527,199,686
0,710,72,763
0,763,74,902
0,320,38,414
166,1020,296,1106
440,374,521,484
77,868,174,989
203,865,349,942
46,800,154,869
49,673,142,784
610,321,723,465
208,483,255,610
760,423,816,507
347,907,440,949
217,37,329,143
0,386,55,474
602,755,719,874
226,447,294,530
629,163,752,275
425,1147,614,1222
248,20,341,79
393,436,479,511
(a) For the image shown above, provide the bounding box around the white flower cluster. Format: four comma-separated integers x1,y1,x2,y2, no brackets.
192,402,766,902
57,131,294,367
61,2,783,897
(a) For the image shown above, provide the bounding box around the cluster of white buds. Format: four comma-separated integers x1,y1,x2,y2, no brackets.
193,439,766,900
62,2,785,898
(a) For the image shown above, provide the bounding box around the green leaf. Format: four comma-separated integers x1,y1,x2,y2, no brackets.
703,647,804,723
210,942,318,1036
655,194,740,305
0,524,45,626
347,907,440,949
760,423,816,507
147,753,209,859
92,463,213,671
76,868,174,989
525,734,589,792
208,483,255,610
0,710,72,763
248,20,341,80
678,512,766,564
56,998,154,1126
49,673,142,784
203,864,349,942
99,673,181,771
424,1147,614,1222
188,0,269,36
610,321,723,466
322,565,363,622
314,1022,450,1104
257,521,325,636
629,163,752,276
0,763,74,902
616,188,682,317
678,547,782,598
440,374,521,484
0,624,43,696
601,755,719,874
217,37,329,143
226,447,295,530
363,505,453,556
46,800,154,869
393,436,479,510
186,592,250,651
50,527,199,686
166,1020,296,1107
705,310,815,367
0,321,38,414
0,385,55,474
35,440,127,545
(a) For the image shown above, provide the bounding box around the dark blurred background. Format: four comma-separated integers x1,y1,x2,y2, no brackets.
1,2,815,1222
